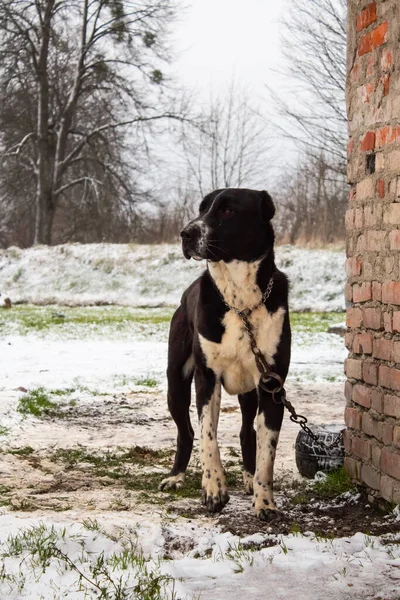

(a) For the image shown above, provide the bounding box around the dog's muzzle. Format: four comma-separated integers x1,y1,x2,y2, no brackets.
180,224,203,260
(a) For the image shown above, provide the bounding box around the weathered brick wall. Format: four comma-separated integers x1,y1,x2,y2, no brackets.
346,0,400,504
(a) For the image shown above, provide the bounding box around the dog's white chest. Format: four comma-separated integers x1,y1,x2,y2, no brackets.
200,260,285,395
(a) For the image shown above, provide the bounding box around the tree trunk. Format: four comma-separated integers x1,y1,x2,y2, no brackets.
34,189,55,245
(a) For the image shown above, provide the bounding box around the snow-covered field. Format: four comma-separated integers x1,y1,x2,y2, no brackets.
0,243,399,599
0,243,346,312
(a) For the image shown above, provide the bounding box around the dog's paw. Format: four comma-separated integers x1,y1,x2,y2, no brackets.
159,473,185,491
243,470,254,495
201,473,229,513
253,496,279,521
255,507,281,522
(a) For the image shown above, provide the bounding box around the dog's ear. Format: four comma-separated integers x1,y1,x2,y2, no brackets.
259,190,275,222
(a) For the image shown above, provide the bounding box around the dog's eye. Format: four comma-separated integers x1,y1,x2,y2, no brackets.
218,208,235,219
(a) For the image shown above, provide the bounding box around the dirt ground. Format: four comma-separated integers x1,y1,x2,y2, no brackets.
1,380,399,543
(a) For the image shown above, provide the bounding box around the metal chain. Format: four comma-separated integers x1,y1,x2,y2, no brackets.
209,267,344,451
277,388,345,450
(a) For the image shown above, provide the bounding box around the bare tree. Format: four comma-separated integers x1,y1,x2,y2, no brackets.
180,82,272,197
273,150,347,245
0,0,184,246
270,0,347,172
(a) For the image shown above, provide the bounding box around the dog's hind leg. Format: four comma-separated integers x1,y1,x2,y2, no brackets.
160,307,194,491
196,367,229,513
238,389,258,495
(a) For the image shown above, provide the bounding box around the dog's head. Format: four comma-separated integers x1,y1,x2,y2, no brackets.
180,188,275,262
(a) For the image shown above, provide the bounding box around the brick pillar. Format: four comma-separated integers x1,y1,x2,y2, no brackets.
346,0,400,504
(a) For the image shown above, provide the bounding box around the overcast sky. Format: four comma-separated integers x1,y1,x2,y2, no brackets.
171,0,285,101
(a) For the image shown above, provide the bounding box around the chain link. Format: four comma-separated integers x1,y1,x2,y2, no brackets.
277,388,345,450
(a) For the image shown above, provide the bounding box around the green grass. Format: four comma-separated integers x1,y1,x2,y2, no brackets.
0,523,177,599
291,467,357,505
312,467,357,499
290,312,346,334
49,446,174,477
0,305,345,338
0,305,174,336
133,377,158,388
17,388,59,417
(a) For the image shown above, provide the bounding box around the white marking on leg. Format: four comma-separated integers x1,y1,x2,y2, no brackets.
200,382,229,509
243,470,254,495
159,472,185,490
253,413,279,515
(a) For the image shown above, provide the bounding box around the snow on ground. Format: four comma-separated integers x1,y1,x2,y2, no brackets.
0,243,346,311
1,243,397,599
0,514,399,599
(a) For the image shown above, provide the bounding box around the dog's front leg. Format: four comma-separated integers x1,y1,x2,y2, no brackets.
195,368,229,513
253,387,284,520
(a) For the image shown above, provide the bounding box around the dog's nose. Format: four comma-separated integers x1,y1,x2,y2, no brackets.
180,225,198,240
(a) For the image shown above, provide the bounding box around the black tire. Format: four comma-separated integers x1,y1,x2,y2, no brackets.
295,423,345,479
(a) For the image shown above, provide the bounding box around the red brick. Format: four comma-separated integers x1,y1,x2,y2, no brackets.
381,73,391,96
381,448,400,480
356,3,377,32
345,257,362,277
344,380,353,402
353,383,372,408
352,436,372,461
343,429,352,452
344,456,361,482
380,475,394,502
363,360,378,385
345,332,354,350
362,412,382,440
380,366,400,391
367,230,387,251
373,337,393,361
351,62,361,83
381,49,393,72
364,204,382,228
361,82,375,103
393,312,400,332
363,307,382,330
366,54,375,79
360,131,376,151
345,283,353,303
345,359,363,381
346,307,363,328
382,281,400,305
392,341,400,363
372,282,382,302
376,179,385,198
353,282,372,303
384,312,393,333
384,394,400,418
384,203,400,225
372,445,381,469
345,407,362,430
394,426,400,449
389,230,400,251
361,464,381,491
353,333,373,355
388,150,400,172
376,126,391,147
358,22,388,56
371,389,384,412
382,422,394,445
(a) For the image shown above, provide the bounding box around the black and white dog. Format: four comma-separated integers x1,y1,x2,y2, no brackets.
160,188,291,520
